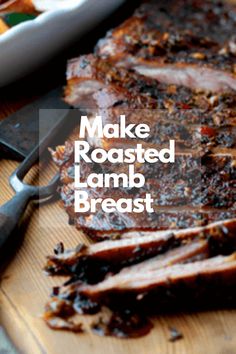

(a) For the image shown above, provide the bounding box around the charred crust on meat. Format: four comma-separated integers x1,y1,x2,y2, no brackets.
45,0,236,338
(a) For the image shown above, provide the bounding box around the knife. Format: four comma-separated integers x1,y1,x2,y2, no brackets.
0,89,78,260
0,88,68,160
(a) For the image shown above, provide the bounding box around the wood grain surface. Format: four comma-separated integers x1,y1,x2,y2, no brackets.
1,92,236,354
0,2,236,352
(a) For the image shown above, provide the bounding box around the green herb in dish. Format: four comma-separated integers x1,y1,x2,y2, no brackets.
3,12,36,27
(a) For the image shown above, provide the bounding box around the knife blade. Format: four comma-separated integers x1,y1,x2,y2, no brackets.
0,88,69,160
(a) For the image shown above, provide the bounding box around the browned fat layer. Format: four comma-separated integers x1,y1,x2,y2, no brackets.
80,253,236,300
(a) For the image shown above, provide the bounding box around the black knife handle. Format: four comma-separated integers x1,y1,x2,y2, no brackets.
0,189,33,257
0,141,24,161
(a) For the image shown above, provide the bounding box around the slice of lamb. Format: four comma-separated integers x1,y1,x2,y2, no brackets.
75,209,236,241
65,55,157,110
96,0,236,73
64,54,236,154
80,253,236,302
132,62,236,93
45,218,236,276
44,231,176,276
57,166,236,240
65,54,236,137
117,239,210,275
65,57,126,110
86,113,236,152
44,239,210,320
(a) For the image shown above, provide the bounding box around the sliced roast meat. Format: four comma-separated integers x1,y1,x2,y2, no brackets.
65,54,236,119
45,0,236,337
45,231,176,277
56,159,236,239
59,177,236,238
45,218,236,278
60,0,236,239
80,253,236,308
51,141,236,240
83,108,236,151
75,209,236,240
132,62,236,93
58,149,236,185
96,0,236,73
44,240,210,320
110,239,210,275
59,157,236,209
44,251,236,328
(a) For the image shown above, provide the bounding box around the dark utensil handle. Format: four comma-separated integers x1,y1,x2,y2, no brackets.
0,189,33,254
0,141,24,161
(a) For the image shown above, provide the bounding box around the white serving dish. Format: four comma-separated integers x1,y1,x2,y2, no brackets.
0,0,124,87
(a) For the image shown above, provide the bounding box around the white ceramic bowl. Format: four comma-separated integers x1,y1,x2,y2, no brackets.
0,0,124,87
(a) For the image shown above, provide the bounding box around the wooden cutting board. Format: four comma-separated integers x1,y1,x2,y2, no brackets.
1,98,236,354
